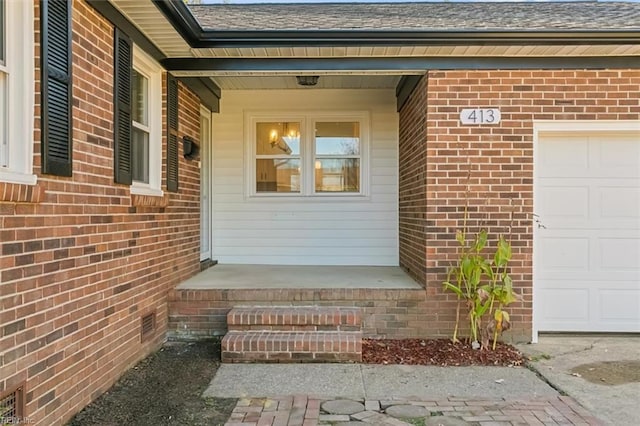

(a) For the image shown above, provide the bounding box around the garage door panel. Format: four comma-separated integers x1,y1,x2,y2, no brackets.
599,187,640,221
537,237,589,271
538,185,588,222
535,129,640,332
597,136,640,172
539,136,589,171
538,287,590,323
599,238,640,271
599,289,640,322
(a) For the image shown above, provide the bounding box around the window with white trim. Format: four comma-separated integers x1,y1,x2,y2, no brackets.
248,113,369,196
0,0,35,184
130,45,162,196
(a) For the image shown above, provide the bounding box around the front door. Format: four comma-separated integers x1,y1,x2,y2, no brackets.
200,106,212,261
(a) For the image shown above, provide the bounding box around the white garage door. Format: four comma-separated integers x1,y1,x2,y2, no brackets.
535,129,640,332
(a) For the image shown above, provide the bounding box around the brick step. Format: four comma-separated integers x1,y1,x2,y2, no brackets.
221,330,362,363
226,306,361,331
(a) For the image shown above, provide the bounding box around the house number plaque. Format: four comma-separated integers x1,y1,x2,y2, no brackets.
460,108,501,125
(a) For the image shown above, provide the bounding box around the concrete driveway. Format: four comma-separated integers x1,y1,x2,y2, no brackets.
517,335,640,426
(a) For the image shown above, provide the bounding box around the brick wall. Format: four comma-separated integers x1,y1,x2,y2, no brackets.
423,69,640,340
168,288,433,341
398,76,428,286
0,1,202,424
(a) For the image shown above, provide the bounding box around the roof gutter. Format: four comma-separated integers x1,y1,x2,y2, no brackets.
162,56,640,73
153,0,640,48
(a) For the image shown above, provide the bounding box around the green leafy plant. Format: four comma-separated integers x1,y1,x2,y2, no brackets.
443,188,519,350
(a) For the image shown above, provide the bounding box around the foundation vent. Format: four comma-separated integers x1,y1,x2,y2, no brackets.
1,384,25,422
140,312,156,341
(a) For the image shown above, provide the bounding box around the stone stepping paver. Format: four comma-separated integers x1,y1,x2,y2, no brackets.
224,395,605,426
319,414,351,422
385,404,430,418
424,417,471,426
321,399,365,415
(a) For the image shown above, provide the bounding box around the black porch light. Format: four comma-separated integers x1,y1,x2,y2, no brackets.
296,76,319,86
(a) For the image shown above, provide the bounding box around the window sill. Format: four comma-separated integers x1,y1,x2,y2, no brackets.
0,171,37,186
247,193,370,202
130,185,164,198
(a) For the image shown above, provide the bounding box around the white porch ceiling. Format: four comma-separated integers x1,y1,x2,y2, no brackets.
210,75,403,90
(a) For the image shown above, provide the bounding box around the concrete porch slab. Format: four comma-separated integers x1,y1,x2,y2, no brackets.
176,265,421,289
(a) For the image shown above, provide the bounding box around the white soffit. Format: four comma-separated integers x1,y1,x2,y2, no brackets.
209,75,403,90
111,0,192,57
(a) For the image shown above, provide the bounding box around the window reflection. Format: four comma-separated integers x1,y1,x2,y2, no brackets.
314,159,359,192
256,159,300,193
315,122,360,155
256,122,300,156
315,122,360,193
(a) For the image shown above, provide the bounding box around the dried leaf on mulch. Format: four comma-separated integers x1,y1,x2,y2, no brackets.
362,339,525,367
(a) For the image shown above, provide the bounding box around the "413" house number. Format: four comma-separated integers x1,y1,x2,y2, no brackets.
459,108,501,125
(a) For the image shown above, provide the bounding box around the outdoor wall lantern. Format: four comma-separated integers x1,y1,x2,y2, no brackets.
296,76,319,86
183,136,199,160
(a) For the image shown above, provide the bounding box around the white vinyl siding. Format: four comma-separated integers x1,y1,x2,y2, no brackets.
212,89,398,265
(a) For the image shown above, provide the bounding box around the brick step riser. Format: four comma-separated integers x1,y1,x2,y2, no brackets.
227,307,361,328
221,331,362,363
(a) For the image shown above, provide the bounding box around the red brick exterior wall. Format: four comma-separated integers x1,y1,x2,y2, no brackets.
168,288,432,341
0,1,202,424
398,76,428,286
422,69,640,340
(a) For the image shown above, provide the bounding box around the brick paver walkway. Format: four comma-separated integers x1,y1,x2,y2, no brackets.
224,395,604,426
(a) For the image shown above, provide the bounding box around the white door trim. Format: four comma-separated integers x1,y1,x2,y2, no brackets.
532,119,640,343
200,105,213,261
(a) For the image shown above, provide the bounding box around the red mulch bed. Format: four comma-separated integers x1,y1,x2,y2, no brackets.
362,339,525,367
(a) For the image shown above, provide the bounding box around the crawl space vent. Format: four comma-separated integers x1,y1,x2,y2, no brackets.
1,385,25,420
140,312,156,341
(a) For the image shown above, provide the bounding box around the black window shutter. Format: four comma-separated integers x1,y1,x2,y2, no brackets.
166,74,179,193
41,0,73,177
113,28,132,185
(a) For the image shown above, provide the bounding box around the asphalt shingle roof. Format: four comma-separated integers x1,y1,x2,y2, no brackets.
188,1,640,32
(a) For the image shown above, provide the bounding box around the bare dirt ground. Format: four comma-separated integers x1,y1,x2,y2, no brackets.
67,339,236,426
67,338,525,425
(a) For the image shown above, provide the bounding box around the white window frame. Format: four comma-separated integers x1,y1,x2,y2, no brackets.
0,0,35,185
130,45,163,197
245,111,370,198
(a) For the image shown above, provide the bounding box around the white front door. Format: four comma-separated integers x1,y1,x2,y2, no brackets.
200,106,212,261
534,123,640,332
